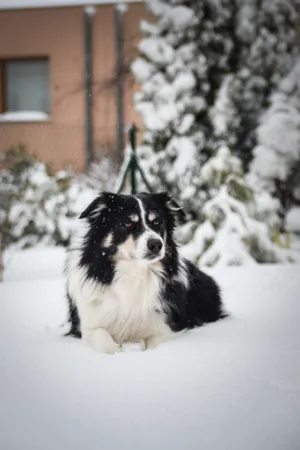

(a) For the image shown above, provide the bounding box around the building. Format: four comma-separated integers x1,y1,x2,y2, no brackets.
0,0,147,172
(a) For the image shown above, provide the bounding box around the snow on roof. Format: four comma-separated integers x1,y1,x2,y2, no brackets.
0,0,143,10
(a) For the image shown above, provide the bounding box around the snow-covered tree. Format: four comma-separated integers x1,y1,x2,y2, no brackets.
130,0,300,264
132,0,300,217
227,0,299,166
180,146,292,267
249,61,300,232
132,0,235,217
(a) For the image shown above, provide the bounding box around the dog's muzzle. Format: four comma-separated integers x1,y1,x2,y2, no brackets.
135,231,165,261
146,237,164,260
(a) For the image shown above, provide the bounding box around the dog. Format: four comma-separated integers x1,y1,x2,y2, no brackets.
64,191,227,353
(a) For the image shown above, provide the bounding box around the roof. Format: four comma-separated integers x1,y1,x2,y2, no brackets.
0,0,142,10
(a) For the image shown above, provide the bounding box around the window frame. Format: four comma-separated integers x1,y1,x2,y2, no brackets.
0,56,50,116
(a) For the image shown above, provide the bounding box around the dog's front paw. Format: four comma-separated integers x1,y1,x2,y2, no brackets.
84,328,121,354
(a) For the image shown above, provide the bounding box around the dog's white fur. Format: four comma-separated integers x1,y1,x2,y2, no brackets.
67,253,175,353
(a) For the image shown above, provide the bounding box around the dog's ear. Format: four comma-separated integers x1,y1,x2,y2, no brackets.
79,194,106,220
166,196,186,223
154,192,187,224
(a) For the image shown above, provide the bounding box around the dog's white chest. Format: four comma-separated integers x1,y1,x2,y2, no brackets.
94,261,166,342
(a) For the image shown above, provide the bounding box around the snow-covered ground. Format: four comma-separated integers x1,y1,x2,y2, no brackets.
1,247,300,450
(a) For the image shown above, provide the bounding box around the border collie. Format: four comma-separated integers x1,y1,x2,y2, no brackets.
65,192,227,353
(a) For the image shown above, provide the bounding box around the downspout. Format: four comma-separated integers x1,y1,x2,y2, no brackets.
114,2,126,165
84,5,95,169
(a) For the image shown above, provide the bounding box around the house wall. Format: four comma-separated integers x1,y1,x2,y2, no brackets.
0,2,147,172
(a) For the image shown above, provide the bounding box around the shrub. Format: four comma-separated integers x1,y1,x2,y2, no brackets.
0,145,97,249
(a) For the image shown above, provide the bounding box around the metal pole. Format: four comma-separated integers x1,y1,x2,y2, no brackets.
129,124,137,194
116,123,153,195
129,123,137,152
84,6,95,168
115,4,125,165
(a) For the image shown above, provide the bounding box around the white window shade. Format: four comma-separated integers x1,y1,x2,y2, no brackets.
6,59,50,114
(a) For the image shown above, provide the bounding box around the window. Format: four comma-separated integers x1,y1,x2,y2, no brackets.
0,58,50,118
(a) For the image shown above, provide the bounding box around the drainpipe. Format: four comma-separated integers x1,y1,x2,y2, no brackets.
114,2,126,165
84,5,95,169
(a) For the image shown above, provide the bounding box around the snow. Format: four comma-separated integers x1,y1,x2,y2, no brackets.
173,71,196,94
1,246,300,450
0,0,142,10
170,137,196,177
177,146,296,267
210,75,235,135
1,152,113,249
135,102,165,131
286,207,300,233
131,57,154,84
3,246,65,282
249,61,300,217
250,186,281,229
177,113,194,134
200,145,242,187
157,103,178,123
256,95,300,173
0,111,49,122
168,6,195,32
182,182,293,267
179,221,215,263
139,37,174,66
84,4,96,15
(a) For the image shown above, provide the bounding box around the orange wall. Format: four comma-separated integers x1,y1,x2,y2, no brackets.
0,3,147,172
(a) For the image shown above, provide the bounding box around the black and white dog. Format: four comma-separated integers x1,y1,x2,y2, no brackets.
65,192,227,353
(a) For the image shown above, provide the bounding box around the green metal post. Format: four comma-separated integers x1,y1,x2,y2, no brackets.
129,123,137,152
116,122,153,195
129,124,137,194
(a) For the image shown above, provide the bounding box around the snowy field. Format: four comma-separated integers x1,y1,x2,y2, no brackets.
1,247,300,450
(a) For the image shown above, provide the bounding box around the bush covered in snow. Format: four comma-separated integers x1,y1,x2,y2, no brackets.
0,145,97,249
179,147,293,267
83,156,118,192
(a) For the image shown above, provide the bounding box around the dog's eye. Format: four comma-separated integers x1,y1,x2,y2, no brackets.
125,222,134,229
152,218,160,226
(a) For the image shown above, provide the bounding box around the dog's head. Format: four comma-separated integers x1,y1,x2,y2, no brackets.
79,192,185,263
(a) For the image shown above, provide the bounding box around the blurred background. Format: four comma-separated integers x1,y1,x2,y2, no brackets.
1,0,300,277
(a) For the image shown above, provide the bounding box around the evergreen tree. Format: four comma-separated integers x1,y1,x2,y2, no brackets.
131,0,299,264
226,0,299,166
249,61,300,232
132,0,235,217
132,0,300,217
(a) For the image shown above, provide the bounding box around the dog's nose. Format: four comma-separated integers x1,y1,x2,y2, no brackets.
147,238,163,254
